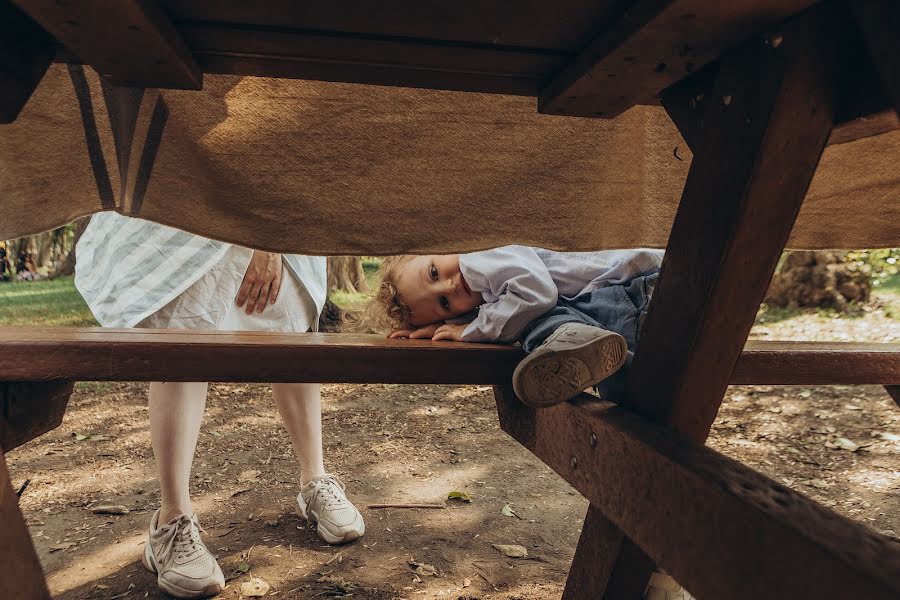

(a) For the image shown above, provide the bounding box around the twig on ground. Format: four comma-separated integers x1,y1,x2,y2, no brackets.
16,478,31,498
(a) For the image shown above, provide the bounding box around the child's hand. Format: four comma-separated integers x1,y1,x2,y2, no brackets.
431,323,466,341
388,323,441,339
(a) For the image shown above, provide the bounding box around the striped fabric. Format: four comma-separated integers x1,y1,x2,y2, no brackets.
75,212,326,328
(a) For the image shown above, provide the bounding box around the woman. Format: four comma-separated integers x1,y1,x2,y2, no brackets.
75,212,364,599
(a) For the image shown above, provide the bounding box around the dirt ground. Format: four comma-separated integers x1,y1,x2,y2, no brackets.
8,308,900,600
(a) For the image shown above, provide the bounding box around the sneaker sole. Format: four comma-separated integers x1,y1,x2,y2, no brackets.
296,504,365,545
512,332,627,408
142,541,224,599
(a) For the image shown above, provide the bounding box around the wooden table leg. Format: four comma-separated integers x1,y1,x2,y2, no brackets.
558,5,851,598
1,448,51,599
1,382,74,452
885,385,900,409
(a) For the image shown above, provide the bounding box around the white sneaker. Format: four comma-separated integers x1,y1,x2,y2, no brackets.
297,474,365,544
513,323,627,407
142,509,225,598
645,571,696,600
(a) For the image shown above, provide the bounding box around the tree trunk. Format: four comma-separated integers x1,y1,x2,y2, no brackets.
327,256,368,294
56,218,88,277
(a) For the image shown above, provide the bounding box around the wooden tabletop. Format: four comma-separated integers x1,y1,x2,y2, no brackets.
8,1,822,115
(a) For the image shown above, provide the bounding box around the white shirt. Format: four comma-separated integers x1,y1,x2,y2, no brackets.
458,246,663,343
75,212,326,328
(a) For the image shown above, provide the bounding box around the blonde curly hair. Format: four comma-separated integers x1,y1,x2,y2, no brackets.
353,255,415,334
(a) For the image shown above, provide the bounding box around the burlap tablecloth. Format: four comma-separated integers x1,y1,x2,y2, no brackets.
1,65,897,253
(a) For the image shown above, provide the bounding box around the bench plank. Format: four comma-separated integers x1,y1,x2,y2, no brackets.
0,328,897,385
496,388,900,600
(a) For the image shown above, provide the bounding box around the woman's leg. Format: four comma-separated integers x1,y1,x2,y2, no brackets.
149,381,209,522
272,383,326,484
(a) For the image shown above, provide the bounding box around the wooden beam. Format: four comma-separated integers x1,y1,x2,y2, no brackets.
628,3,848,438
495,387,900,600
0,449,50,599
0,328,524,385
1,328,896,387
660,49,899,152
562,504,654,600
12,0,201,89
1,382,73,452
538,0,817,118
850,0,900,114
0,0,53,123
570,4,851,597
733,341,900,385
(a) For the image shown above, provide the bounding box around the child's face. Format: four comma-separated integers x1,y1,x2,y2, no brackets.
395,255,483,327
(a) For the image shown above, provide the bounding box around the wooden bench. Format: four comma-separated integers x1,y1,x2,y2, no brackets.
1,328,899,598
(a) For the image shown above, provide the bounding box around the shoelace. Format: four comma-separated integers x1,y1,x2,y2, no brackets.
156,515,206,565
308,476,347,510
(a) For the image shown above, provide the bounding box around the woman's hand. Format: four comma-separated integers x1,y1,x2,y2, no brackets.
236,250,283,314
388,323,441,339
431,323,466,342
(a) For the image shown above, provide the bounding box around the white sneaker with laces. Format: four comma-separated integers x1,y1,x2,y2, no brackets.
513,322,627,408
645,571,696,600
142,509,225,598
297,474,365,544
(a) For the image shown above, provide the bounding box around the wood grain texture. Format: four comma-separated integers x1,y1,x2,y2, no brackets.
13,0,201,89
628,3,848,440
495,387,900,600
0,0,53,123
0,449,50,599
1,328,896,386
539,0,817,117
583,6,851,597
1,382,73,452
0,328,524,384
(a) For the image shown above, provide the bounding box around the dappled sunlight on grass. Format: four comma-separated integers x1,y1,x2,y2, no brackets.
0,276,97,326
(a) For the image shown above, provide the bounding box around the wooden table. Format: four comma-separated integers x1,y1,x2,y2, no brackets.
2,1,899,599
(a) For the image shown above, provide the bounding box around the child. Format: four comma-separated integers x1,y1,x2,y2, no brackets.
368,246,663,407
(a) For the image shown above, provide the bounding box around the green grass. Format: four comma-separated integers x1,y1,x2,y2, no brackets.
0,276,97,327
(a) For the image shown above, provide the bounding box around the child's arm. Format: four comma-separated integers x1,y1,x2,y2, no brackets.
458,246,558,343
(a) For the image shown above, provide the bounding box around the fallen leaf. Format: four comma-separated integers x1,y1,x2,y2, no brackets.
463,577,472,588
448,491,473,503
236,561,251,574
317,575,357,595
91,505,129,515
240,577,270,597
845,404,862,411
492,544,528,558
500,504,521,519
72,433,89,441
238,470,261,483
799,390,812,398
873,431,900,442
231,487,253,497
834,437,860,452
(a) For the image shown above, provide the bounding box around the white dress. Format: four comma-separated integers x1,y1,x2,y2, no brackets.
75,212,326,333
